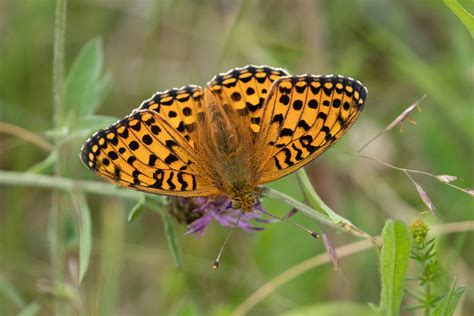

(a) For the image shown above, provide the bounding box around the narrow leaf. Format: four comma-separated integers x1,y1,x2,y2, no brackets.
128,195,146,222
432,283,468,316
296,169,351,225
443,0,474,37
64,37,110,117
378,220,413,316
163,213,182,268
147,202,182,268
71,193,92,283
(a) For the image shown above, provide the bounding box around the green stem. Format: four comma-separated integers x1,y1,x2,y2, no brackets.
51,0,67,314
52,0,67,128
0,170,143,201
261,187,379,245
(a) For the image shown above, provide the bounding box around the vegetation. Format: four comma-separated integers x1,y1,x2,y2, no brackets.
0,0,473,315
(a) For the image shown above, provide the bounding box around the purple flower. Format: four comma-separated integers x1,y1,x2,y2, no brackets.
167,195,271,235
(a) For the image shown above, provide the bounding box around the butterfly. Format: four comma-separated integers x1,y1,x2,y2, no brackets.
80,65,368,212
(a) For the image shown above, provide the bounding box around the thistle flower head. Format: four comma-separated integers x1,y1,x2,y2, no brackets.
167,195,269,235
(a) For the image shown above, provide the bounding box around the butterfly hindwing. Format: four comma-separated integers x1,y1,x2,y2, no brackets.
80,109,219,196
138,85,205,147
256,75,368,184
207,65,289,134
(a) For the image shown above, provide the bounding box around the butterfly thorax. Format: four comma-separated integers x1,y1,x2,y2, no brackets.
194,90,261,212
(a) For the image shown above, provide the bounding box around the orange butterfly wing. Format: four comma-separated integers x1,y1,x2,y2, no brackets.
80,109,219,197
207,65,289,135
256,74,368,184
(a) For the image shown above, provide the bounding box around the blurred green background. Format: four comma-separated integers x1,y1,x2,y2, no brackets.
0,0,473,315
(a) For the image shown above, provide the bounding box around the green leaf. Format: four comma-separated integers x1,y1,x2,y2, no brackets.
443,0,474,37
64,37,110,118
162,212,182,268
378,220,413,316
71,193,92,283
432,282,468,316
280,302,379,316
128,195,146,223
147,201,182,268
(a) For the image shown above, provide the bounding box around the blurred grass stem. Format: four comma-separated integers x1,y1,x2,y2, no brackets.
50,1,68,313
0,122,53,152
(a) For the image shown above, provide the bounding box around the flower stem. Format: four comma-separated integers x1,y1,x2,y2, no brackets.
261,186,379,245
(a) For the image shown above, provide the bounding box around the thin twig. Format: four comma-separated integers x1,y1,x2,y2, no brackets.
356,154,471,195
231,221,474,316
0,122,53,152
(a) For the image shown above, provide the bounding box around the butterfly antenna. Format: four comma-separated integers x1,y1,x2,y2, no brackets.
213,212,243,270
259,209,320,239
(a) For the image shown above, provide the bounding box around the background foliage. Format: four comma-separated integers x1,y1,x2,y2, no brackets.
0,0,473,315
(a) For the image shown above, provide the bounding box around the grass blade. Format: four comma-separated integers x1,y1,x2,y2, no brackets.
443,0,474,37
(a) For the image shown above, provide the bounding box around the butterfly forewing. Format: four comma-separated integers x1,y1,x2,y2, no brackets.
81,66,367,202
256,75,368,184
80,109,219,197
138,85,205,147
207,65,289,134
